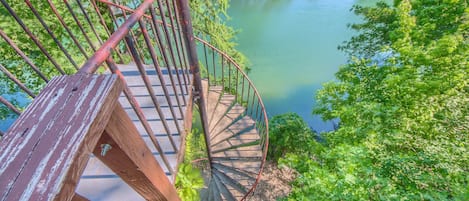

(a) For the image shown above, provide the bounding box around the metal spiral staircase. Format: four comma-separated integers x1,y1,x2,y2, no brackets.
197,39,268,200
0,0,267,200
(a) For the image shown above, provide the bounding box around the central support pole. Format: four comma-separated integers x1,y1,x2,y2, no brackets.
176,0,213,167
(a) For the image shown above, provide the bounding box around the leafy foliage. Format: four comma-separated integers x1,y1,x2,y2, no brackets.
268,113,322,161
175,124,206,200
281,0,468,200
183,128,208,165
175,163,204,201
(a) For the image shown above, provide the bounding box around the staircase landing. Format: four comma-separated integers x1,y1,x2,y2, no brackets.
76,64,191,200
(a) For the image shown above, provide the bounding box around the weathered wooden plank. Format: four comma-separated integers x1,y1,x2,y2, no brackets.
211,130,259,148
95,104,180,201
210,115,254,139
212,156,262,162
123,85,180,96
0,74,123,201
71,193,89,201
124,107,184,120
132,119,183,136
124,74,186,91
119,93,187,108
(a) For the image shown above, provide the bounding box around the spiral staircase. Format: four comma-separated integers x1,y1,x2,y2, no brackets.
0,0,268,200
194,36,268,200
201,79,264,200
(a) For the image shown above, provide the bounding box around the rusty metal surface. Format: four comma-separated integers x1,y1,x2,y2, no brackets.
79,0,154,74
176,0,214,168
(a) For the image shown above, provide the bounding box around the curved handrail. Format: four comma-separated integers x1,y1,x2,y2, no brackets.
194,36,269,200
79,0,154,74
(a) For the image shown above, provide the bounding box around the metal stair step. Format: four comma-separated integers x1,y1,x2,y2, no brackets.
208,93,236,130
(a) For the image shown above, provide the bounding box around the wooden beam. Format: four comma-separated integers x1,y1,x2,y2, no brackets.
0,74,123,201
93,104,180,201
72,193,89,201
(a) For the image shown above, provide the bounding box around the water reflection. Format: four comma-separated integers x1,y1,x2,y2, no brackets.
0,92,30,132
228,0,363,131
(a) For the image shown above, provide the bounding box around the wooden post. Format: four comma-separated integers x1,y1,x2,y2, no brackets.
0,74,123,201
93,104,180,201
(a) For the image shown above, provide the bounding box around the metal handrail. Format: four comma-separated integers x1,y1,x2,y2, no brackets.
79,0,154,74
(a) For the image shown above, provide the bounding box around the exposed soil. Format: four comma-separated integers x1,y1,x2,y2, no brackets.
247,162,298,201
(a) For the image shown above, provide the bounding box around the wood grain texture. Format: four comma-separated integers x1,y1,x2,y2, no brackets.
0,74,123,201
96,104,180,201
71,193,89,201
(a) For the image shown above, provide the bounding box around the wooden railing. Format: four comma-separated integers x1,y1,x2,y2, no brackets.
0,73,180,200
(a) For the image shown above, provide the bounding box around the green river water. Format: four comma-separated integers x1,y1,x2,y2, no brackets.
228,0,376,131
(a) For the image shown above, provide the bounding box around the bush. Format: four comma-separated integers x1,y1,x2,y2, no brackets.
268,113,322,162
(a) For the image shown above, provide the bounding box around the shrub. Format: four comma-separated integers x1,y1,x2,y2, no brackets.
268,113,322,162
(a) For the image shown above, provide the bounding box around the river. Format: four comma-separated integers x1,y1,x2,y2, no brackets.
227,0,377,132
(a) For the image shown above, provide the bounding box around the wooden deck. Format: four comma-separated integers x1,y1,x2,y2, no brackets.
76,64,192,200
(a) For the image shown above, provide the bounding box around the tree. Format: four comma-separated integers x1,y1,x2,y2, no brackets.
268,113,322,162
189,0,249,70
283,0,468,200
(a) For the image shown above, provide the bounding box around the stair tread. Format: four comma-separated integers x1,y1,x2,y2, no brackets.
211,117,258,146
210,105,245,137
206,87,223,117
208,93,236,130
